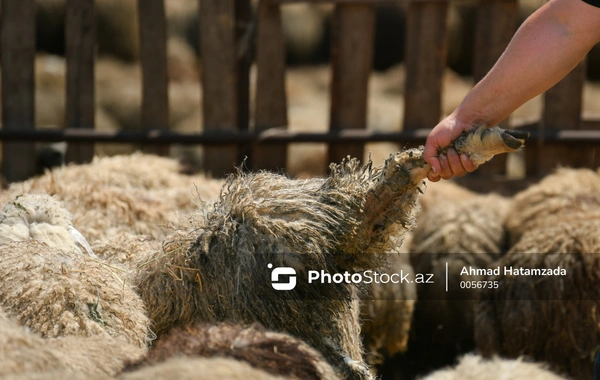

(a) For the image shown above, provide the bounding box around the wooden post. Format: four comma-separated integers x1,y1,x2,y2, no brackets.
472,0,517,176
65,0,96,164
403,1,448,135
200,0,251,177
1,0,36,182
328,3,375,165
236,0,252,167
532,61,588,175
253,0,288,172
138,0,169,156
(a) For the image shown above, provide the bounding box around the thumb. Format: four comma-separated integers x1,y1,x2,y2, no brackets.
424,142,441,176
428,156,441,178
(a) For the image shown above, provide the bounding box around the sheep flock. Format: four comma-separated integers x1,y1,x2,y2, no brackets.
1,125,596,380
2,0,600,379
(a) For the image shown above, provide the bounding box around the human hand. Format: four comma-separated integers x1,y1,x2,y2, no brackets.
424,115,479,182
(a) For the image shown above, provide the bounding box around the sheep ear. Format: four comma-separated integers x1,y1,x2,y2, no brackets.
68,226,97,258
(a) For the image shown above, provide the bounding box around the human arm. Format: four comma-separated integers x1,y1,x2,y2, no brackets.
425,0,600,181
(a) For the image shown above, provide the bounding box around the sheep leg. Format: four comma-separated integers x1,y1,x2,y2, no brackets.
451,126,529,170
362,126,529,245
405,126,529,184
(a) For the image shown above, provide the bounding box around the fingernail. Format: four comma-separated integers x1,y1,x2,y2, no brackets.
431,166,438,175
440,154,447,161
460,153,467,161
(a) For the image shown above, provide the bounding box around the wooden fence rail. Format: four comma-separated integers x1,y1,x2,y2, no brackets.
1,125,600,144
0,0,598,188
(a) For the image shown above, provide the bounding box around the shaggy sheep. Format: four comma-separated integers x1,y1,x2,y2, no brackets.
411,193,511,254
398,194,511,377
0,316,145,378
422,354,564,380
91,233,163,289
360,241,416,366
135,126,528,379
120,357,287,380
92,233,162,271
0,239,151,347
504,167,600,245
0,195,149,375
2,153,224,242
416,180,476,215
126,322,338,380
476,219,600,380
476,167,600,379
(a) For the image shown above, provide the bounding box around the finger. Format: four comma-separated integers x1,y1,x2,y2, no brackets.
460,153,478,172
424,143,442,176
438,153,453,180
447,148,467,177
427,156,442,179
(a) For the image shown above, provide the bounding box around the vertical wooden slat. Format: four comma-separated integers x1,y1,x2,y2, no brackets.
65,0,95,164
530,61,587,175
138,0,169,156
328,3,375,165
236,0,252,167
1,0,36,183
403,2,448,133
472,0,517,175
200,0,250,177
254,0,287,171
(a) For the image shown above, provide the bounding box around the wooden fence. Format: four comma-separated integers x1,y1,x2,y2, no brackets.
1,0,599,194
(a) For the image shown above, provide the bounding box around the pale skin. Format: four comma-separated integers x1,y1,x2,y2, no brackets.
425,0,600,182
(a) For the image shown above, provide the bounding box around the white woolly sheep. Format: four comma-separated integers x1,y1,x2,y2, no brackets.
0,238,151,348
0,193,94,256
2,153,224,242
422,354,564,380
91,233,162,272
0,194,151,350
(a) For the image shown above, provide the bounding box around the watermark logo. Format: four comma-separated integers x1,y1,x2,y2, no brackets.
307,270,433,285
268,263,297,291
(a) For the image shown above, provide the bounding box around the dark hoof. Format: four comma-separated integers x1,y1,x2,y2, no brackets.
501,130,529,149
505,129,530,140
